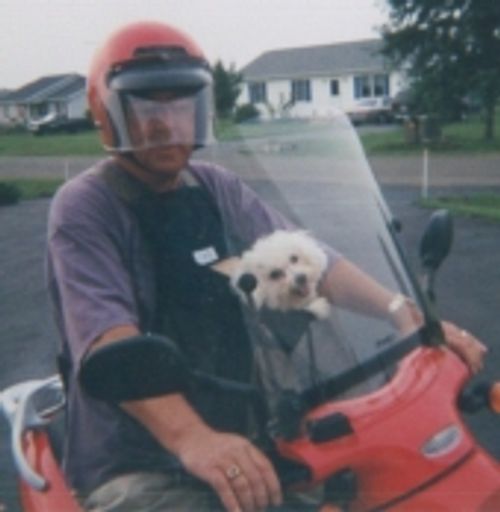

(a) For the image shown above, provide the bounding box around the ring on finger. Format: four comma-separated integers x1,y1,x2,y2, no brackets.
225,464,243,481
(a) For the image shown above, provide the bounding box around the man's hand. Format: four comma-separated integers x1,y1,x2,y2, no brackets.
171,423,283,512
97,325,282,512
442,321,488,374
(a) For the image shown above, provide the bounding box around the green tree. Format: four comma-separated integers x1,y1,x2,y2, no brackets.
382,0,500,139
212,60,242,119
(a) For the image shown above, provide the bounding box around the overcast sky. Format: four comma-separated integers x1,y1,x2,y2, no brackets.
0,0,388,90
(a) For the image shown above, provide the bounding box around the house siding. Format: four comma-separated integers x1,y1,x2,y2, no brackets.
67,92,87,119
238,39,406,120
241,70,403,120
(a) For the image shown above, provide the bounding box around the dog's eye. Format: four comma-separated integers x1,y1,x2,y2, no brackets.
290,254,299,263
269,269,285,280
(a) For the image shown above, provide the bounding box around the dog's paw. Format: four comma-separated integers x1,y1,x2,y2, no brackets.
306,297,330,319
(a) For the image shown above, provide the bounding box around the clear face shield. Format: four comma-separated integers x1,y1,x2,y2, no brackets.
124,93,197,149
104,63,215,152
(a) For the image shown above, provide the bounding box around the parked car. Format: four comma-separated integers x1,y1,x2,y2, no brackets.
347,97,394,125
27,113,94,135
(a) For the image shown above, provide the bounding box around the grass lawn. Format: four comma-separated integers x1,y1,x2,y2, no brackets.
361,112,500,154
0,178,63,202
0,130,102,156
1,112,499,156
421,194,500,223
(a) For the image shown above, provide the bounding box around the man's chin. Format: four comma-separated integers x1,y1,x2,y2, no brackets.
138,145,192,172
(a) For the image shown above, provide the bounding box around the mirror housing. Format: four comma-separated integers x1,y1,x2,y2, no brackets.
419,209,453,272
79,334,190,402
419,209,453,301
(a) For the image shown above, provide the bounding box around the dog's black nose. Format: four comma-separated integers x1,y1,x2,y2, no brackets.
295,274,307,286
238,273,258,294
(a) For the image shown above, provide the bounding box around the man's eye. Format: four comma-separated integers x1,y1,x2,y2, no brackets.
290,254,298,263
269,269,284,280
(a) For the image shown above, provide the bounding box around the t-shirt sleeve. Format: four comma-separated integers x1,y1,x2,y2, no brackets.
47,179,139,365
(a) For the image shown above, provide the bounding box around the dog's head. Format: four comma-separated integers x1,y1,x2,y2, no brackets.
232,230,328,312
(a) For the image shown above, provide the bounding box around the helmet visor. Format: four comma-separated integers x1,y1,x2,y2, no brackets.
105,87,214,152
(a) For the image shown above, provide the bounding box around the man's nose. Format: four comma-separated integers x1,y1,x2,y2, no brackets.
147,116,171,131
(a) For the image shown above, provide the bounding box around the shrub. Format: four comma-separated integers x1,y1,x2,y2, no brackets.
0,181,21,206
234,103,260,123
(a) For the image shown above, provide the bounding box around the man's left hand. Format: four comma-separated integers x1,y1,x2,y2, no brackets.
441,321,488,374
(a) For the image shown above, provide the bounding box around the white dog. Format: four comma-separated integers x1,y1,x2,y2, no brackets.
231,230,330,319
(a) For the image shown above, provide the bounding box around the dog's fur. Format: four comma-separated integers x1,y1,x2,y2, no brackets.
232,230,330,319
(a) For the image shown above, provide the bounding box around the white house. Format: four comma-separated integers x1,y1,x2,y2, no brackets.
0,73,87,127
238,39,406,120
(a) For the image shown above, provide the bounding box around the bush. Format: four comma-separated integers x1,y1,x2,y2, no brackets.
234,103,260,123
0,123,28,135
0,181,21,206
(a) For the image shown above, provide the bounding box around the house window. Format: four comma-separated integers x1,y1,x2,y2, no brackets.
291,80,311,102
249,82,267,104
330,79,339,96
30,103,49,118
354,74,390,99
374,75,390,97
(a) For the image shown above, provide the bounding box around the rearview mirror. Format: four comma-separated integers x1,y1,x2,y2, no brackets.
79,334,190,402
419,209,453,301
419,209,453,272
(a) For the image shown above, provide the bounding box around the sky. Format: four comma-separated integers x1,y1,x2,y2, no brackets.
0,0,389,90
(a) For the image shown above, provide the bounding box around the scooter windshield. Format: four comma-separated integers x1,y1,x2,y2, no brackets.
197,113,427,408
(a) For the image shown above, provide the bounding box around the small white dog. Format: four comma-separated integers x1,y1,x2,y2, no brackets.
231,230,330,319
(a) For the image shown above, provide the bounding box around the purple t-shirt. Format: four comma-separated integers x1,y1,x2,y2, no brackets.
46,157,339,493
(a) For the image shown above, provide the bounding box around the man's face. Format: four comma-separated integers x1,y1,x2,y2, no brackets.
125,92,196,175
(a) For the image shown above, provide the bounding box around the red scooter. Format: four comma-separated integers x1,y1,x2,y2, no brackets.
2,115,500,511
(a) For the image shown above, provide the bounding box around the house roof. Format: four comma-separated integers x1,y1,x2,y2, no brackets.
242,39,390,81
1,73,85,104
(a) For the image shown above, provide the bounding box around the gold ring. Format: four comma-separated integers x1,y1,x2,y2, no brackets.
225,464,242,480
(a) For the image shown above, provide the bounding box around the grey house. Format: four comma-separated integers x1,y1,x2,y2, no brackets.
0,73,87,127
238,39,405,119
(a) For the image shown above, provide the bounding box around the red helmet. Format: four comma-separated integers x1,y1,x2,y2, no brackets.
87,21,214,152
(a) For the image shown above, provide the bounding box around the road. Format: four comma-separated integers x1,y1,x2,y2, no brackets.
0,153,500,510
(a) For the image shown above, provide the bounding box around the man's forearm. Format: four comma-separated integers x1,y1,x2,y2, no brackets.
122,393,211,456
320,258,396,317
90,324,212,454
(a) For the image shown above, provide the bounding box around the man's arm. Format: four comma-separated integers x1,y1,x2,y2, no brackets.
320,257,487,373
89,327,283,512
320,258,400,319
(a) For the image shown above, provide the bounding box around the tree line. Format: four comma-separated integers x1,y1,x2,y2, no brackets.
381,0,500,140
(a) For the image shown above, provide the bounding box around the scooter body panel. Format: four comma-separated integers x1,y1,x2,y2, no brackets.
276,348,500,510
387,450,500,511
19,431,82,512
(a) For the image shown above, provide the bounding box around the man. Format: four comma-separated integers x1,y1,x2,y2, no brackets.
47,21,486,512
